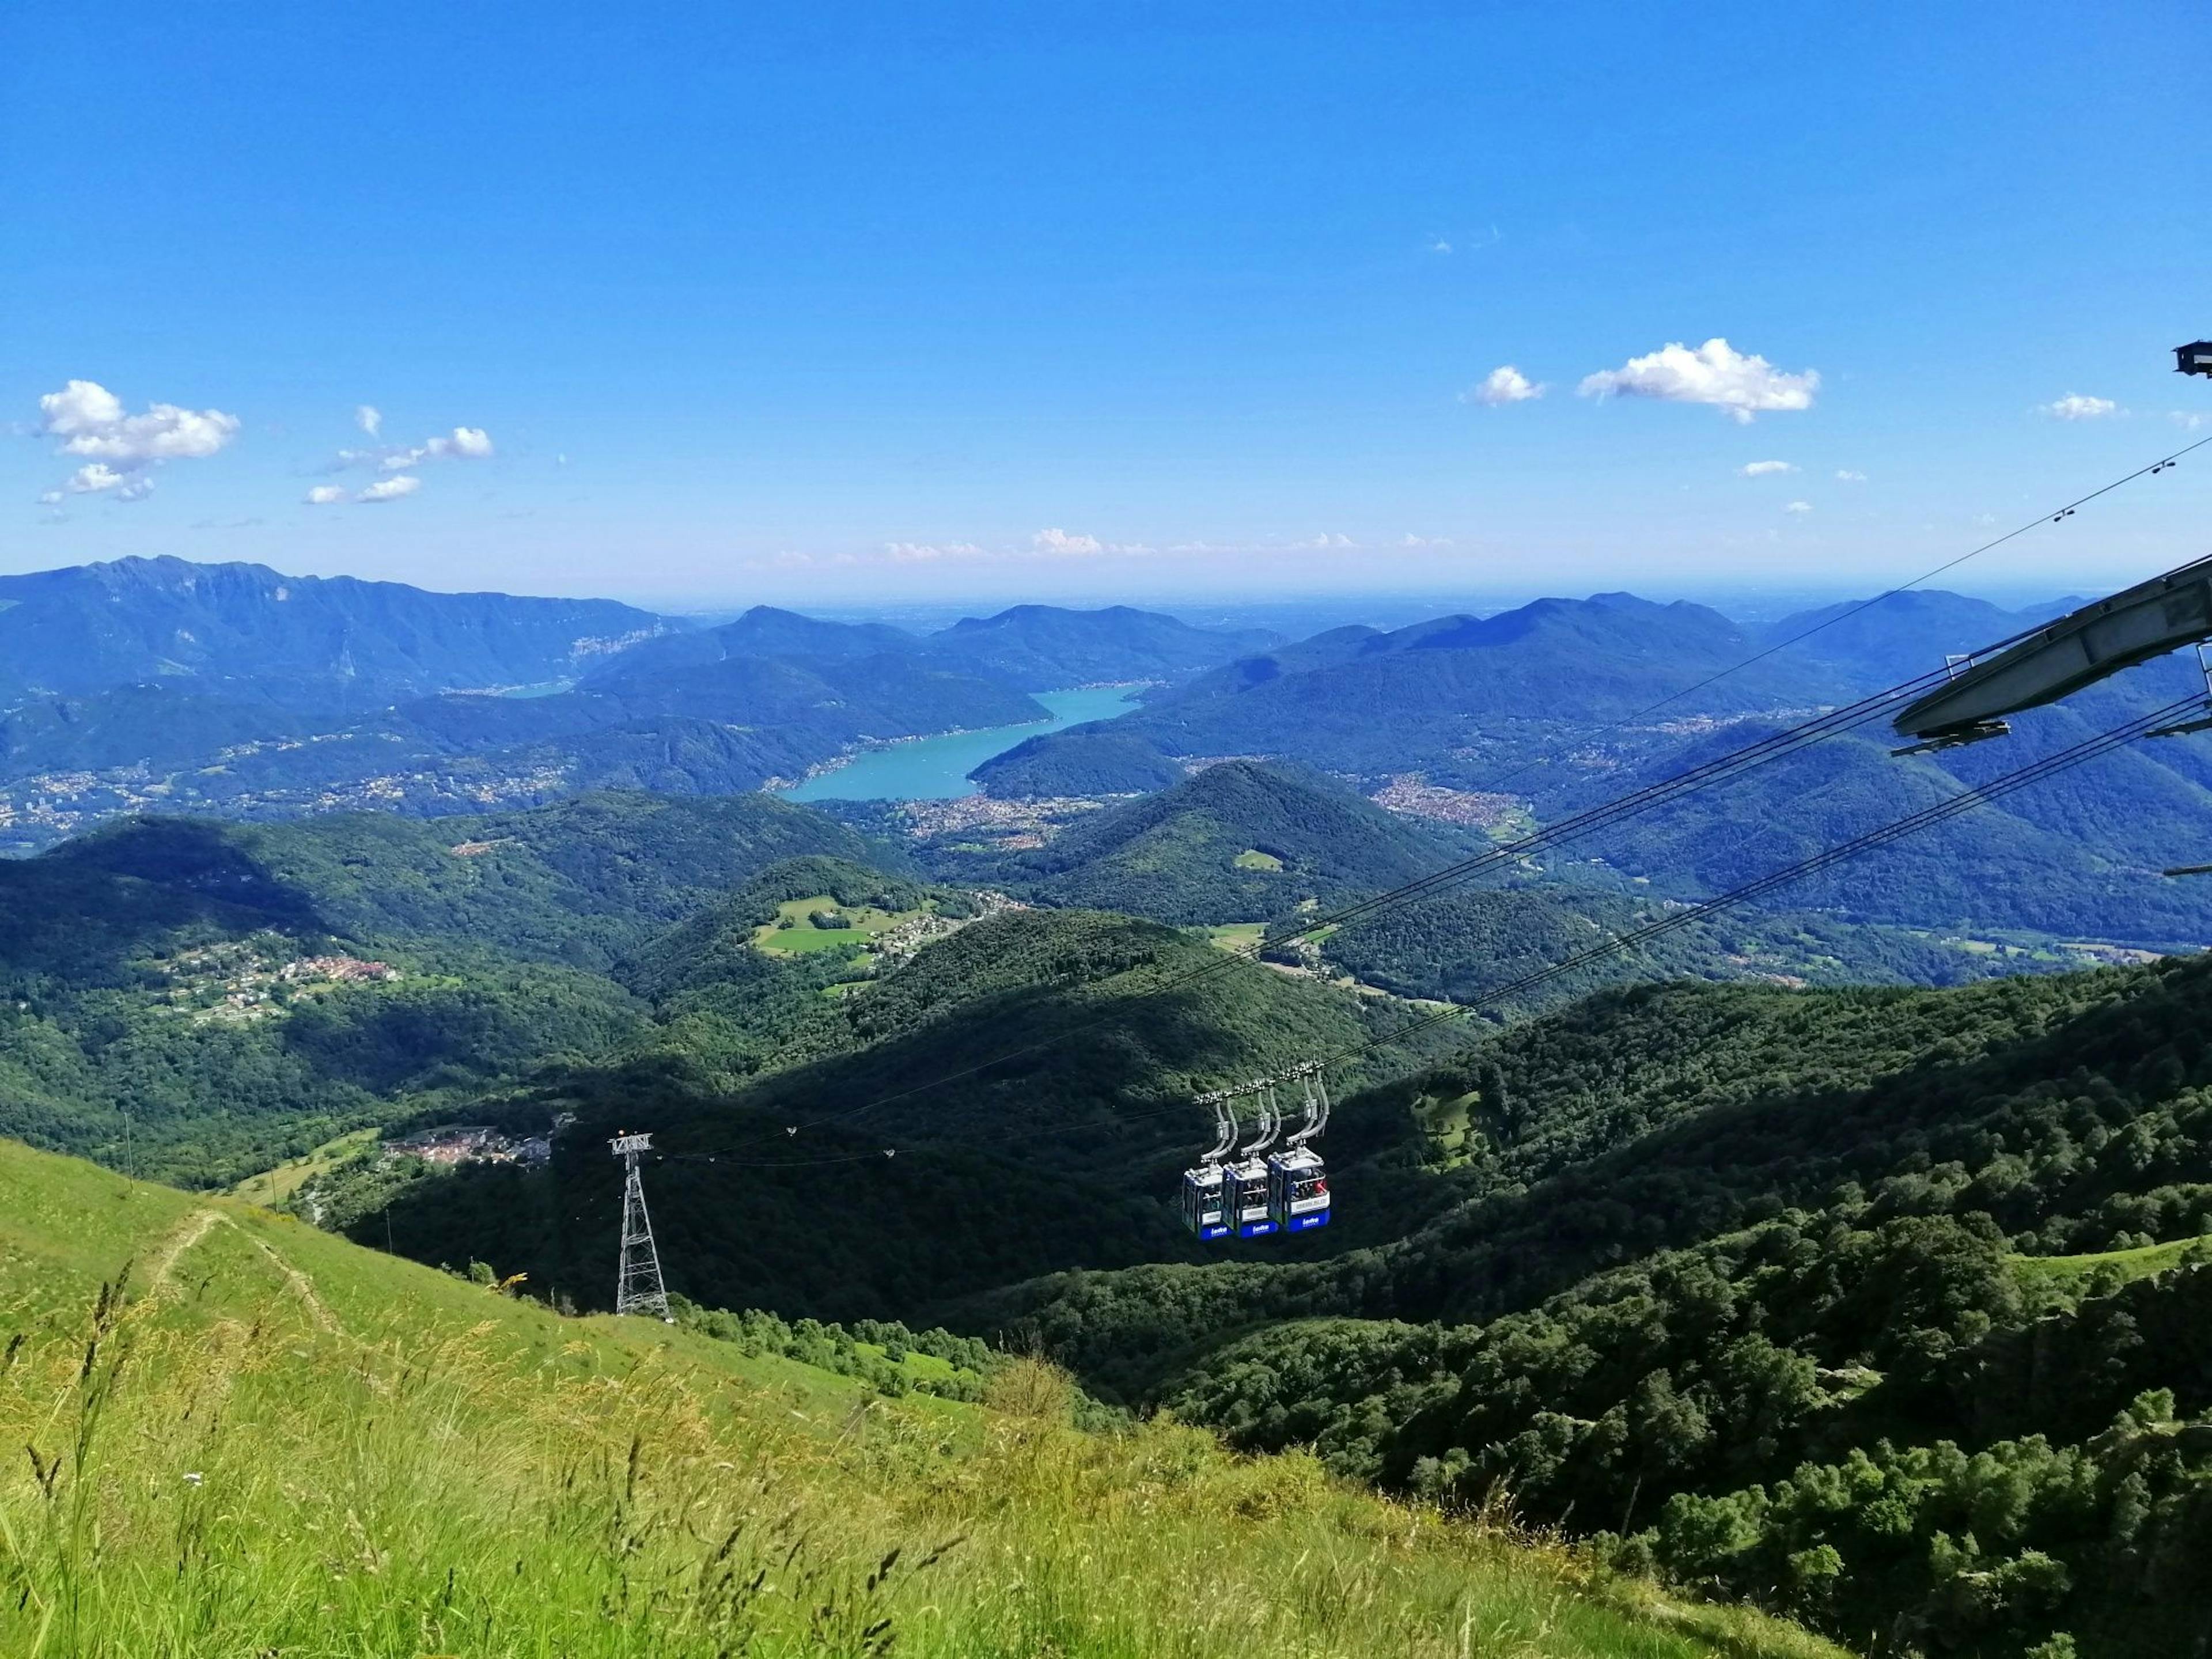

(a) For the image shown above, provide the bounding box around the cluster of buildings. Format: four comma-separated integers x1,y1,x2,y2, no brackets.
382,1126,552,1168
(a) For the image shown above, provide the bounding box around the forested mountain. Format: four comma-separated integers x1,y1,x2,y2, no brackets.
972,593,1827,787
0,793,891,1181
967,958,2212,1658
968,725,1191,796
0,563,1278,850
0,555,673,700
360,906,1459,1319
976,760,1478,925
923,603,1282,688
590,600,1277,691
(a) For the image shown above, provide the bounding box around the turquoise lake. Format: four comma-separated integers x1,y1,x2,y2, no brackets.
781,685,1141,802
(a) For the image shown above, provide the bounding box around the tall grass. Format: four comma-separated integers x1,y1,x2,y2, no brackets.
0,1190,1843,1658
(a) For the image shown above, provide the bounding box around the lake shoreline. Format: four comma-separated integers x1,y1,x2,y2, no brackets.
777,685,1142,803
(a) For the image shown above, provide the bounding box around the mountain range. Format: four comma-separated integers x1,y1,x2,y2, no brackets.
0,558,1279,851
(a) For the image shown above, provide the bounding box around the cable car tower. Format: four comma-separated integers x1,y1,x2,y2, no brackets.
611,1132,673,1321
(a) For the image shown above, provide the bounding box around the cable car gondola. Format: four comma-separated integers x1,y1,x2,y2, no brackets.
1180,1090,1236,1241
1222,1080,1282,1238
1265,1063,1332,1232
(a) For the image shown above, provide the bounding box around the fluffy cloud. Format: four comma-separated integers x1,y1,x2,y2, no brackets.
1400,533,1453,548
1835,468,1868,482
1738,460,1797,477
304,484,348,506
1463,365,1544,406
64,463,131,495
323,421,495,498
1578,338,1818,422
2040,394,2119,421
1291,532,1358,550
357,475,422,503
32,378,239,502
1031,527,1105,556
1429,237,1453,254
1784,499,1813,514
40,379,241,461
372,426,496,469
2173,412,2207,432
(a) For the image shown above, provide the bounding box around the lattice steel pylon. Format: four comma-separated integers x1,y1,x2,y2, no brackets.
610,1132,673,1321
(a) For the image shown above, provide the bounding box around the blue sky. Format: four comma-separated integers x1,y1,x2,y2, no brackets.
4,3,2206,609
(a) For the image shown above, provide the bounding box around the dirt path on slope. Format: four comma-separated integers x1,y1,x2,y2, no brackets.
145,1209,225,1295
142,1207,344,1339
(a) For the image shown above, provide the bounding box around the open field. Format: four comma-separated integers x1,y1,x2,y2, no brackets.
753,893,931,956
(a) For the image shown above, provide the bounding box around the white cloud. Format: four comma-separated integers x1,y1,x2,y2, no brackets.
39,379,240,461
355,404,382,437
1290,532,1358,550
328,422,495,479
304,484,347,506
1400,533,1453,548
2040,394,2119,421
1783,499,1813,514
33,378,239,500
1428,237,1453,254
1835,468,1868,482
1578,338,1818,422
435,425,494,460
357,475,422,503
1738,460,1797,477
63,463,130,495
1031,527,1105,556
2169,411,2205,432
1463,365,1544,406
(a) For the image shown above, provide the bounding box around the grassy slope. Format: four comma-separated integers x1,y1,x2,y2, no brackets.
0,1137,1840,1659
2011,1232,2212,1291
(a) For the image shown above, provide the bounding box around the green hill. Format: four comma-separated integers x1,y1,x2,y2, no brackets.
971,725,1190,797
0,1135,1839,1659
0,794,898,1185
351,906,1463,1320
1005,759,1475,925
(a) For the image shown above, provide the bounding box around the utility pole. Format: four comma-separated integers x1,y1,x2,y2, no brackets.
610,1132,673,1322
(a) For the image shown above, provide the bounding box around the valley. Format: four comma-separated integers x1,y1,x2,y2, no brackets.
4,556,2212,1658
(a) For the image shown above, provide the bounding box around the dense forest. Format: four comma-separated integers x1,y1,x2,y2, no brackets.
967,960,2212,1658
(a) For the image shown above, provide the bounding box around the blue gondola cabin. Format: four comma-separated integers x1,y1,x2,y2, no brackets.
1266,1146,1331,1232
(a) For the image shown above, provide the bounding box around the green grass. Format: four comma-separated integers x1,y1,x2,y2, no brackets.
753,893,929,956
2011,1232,2212,1292
1200,922,1267,952
1232,848,1285,871
227,1126,381,1208
0,1137,1843,1659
